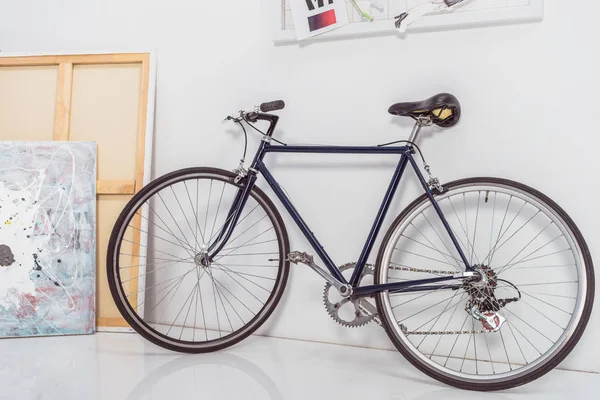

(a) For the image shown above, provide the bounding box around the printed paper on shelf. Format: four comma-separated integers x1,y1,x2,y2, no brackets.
290,0,349,40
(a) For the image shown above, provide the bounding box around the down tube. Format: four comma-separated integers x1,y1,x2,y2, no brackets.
256,161,346,283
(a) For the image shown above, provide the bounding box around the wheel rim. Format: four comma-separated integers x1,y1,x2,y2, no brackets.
379,182,588,383
110,171,287,349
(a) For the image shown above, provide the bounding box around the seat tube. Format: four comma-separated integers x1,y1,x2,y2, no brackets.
349,152,410,286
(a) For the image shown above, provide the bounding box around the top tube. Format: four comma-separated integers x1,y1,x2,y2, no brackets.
262,145,411,155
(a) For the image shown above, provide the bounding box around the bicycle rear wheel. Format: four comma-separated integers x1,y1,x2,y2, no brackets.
107,167,289,353
375,178,594,391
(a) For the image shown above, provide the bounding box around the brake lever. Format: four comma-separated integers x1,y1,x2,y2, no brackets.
223,111,244,123
224,106,261,123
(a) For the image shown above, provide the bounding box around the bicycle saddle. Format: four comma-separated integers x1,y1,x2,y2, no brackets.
388,93,461,128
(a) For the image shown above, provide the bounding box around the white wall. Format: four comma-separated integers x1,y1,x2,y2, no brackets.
1,0,599,372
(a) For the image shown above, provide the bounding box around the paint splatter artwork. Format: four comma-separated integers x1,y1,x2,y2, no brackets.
0,142,96,338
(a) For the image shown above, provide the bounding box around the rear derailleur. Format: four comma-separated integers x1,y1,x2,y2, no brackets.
464,265,520,332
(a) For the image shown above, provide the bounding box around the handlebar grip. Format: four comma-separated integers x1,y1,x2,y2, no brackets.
260,100,285,113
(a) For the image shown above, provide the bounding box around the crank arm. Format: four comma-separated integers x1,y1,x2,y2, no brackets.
287,251,351,296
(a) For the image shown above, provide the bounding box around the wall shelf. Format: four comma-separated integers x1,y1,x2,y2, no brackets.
275,0,544,43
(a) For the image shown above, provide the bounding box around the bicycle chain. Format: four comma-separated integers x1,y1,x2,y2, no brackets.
401,328,491,336
389,265,456,276
387,265,491,336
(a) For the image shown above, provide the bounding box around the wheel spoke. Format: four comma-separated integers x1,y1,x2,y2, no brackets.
398,291,460,324
211,275,255,316
207,204,261,247
121,238,192,261
486,195,512,266
483,332,495,374
486,209,540,266
498,221,554,271
120,260,195,284
209,182,227,241
419,215,462,271
214,226,274,261
204,180,213,242
166,281,198,336
213,263,273,293
130,213,198,253
152,271,189,328
402,233,463,267
503,308,555,343
448,196,479,264
147,201,196,258
170,185,201,251
125,265,197,300
496,235,565,275
197,267,208,341
487,192,497,267
184,180,206,245
414,290,466,348
392,284,454,309
499,329,513,371
443,313,470,367
470,191,481,265
206,267,235,333
507,320,531,364
507,320,543,356
158,193,198,257
395,249,458,267
428,292,467,359
211,263,267,305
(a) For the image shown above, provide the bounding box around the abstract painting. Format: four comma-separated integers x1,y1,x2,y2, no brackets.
0,142,96,338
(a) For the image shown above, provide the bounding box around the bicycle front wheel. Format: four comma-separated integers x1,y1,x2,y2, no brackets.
375,178,594,391
107,167,290,353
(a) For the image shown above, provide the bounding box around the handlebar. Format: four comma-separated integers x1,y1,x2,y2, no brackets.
260,100,285,113
225,100,285,123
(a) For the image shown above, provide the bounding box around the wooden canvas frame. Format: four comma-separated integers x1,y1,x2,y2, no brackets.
0,52,156,330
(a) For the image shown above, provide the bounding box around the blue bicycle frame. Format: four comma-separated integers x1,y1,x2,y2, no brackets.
209,113,473,298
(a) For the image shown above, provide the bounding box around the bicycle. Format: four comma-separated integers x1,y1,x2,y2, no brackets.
107,94,594,391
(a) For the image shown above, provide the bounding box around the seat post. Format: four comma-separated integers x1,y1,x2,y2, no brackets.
408,116,432,144
408,121,424,144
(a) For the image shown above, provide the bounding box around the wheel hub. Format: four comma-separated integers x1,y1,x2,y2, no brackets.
465,265,516,332
466,265,499,311
194,250,210,268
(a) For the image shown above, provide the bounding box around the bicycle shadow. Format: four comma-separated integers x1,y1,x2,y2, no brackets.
125,352,284,400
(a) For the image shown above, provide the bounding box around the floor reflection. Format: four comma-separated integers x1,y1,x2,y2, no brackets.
126,352,284,400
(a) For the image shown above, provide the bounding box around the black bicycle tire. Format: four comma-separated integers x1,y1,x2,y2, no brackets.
374,177,595,391
107,167,290,353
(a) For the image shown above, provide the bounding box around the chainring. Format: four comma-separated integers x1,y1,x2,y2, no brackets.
323,263,377,328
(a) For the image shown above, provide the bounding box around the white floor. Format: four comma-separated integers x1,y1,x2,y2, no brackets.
0,333,598,400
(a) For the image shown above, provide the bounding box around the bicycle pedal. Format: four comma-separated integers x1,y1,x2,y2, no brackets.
286,251,314,264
